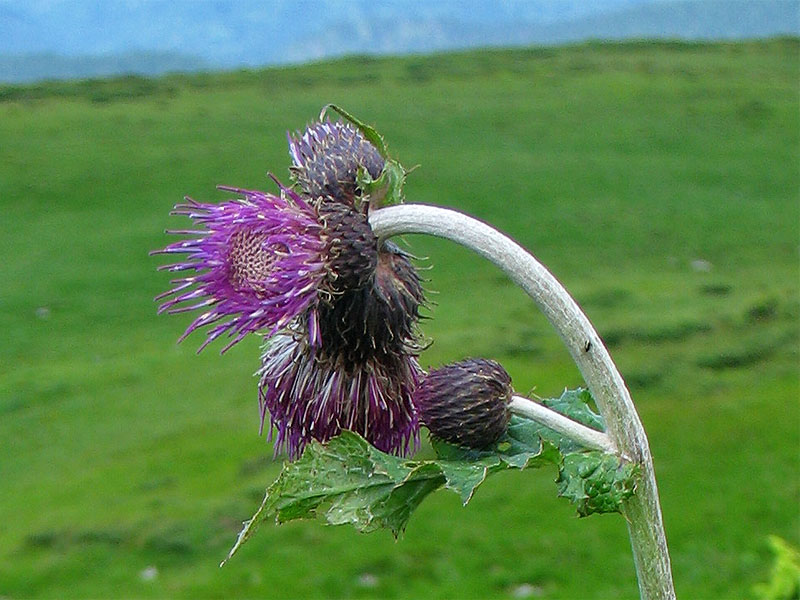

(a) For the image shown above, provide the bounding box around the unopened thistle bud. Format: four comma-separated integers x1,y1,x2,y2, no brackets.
414,358,513,449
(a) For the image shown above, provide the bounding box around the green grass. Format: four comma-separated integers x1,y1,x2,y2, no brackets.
1,38,798,599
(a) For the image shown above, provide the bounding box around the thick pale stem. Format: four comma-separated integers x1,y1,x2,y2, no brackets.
510,395,616,454
370,204,675,600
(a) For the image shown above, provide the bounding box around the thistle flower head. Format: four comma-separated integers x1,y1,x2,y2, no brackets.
259,334,421,459
260,241,427,458
288,119,385,208
154,185,377,352
414,358,513,449
317,242,426,369
155,106,428,461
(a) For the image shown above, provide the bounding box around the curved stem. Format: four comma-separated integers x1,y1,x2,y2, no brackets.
370,204,675,600
510,396,615,454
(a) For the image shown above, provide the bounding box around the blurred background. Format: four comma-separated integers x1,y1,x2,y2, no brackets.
1,0,798,82
1,1,798,598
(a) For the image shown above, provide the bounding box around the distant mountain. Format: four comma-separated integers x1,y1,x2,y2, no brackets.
0,0,653,66
0,0,797,83
540,0,800,42
291,0,800,61
0,52,208,84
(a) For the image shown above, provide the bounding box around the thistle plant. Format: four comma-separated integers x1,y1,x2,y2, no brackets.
154,106,676,600
153,108,427,459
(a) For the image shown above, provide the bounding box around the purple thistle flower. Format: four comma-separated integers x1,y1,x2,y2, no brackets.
259,243,427,458
153,185,378,352
155,107,428,461
258,334,422,459
288,119,385,208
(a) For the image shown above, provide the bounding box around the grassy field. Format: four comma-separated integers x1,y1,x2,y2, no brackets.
1,38,798,599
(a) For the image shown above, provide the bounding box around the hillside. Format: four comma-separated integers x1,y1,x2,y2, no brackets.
0,39,798,599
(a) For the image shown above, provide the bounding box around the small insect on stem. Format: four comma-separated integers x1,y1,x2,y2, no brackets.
584,340,592,352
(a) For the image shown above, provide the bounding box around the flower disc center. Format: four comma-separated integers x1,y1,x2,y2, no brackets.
227,229,277,296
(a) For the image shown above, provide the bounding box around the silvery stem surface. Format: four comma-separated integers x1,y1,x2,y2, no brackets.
370,204,675,600
509,395,615,454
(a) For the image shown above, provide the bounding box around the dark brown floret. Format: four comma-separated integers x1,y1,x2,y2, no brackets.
319,202,378,293
316,242,425,370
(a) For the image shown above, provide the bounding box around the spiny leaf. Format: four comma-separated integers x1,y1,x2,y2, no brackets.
437,460,497,504
222,432,443,564
430,416,560,470
224,424,558,563
357,159,406,208
544,388,605,431
319,105,407,208
556,451,640,517
223,388,639,563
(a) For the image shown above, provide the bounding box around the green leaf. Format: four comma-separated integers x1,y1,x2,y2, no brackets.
555,451,639,517
437,460,497,504
320,104,407,209
223,389,639,563
223,425,560,563
222,432,445,564
431,416,561,470
320,104,388,157
753,535,800,600
357,159,406,209
544,388,605,431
